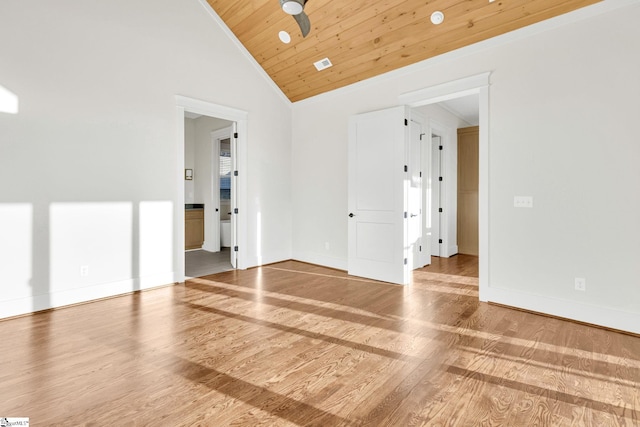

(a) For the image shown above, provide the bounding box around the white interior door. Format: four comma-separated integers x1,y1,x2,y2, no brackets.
431,135,442,257
211,135,221,253
348,106,410,285
408,118,425,269
230,122,238,269
421,124,433,268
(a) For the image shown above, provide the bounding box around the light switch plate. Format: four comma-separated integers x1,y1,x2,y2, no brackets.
514,196,533,208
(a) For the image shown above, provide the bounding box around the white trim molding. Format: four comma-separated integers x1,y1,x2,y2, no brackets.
484,287,640,336
399,72,491,107
176,95,248,120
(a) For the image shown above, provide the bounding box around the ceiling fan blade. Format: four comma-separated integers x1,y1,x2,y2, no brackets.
293,11,310,37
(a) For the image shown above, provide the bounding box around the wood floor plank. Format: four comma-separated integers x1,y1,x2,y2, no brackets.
1,255,639,425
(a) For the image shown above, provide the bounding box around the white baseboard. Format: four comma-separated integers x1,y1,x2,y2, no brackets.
201,240,217,252
446,244,459,257
292,250,347,271
485,286,640,335
0,272,177,320
242,250,292,270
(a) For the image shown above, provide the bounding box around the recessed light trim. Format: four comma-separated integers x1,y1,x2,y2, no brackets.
430,11,445,25
278,30,291,44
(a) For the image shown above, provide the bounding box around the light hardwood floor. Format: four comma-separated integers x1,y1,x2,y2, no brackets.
1,255,639,426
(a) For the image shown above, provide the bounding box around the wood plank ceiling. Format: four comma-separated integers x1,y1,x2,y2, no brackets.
207,0,601,102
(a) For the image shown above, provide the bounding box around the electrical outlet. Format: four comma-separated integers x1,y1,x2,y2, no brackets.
514,196,534,208
574,277,586,291
80,265,89,277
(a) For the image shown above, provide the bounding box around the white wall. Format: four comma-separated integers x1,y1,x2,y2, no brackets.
0,0,293,318
291,2,640,333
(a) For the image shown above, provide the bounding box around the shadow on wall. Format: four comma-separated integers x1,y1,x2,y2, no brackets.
0,200,175,319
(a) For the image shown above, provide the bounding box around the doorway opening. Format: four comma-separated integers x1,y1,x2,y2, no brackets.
415,96,479,260
400,72,489,299
183,116,235,278
175,96,248,281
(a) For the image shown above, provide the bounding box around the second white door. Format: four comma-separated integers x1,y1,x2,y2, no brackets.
348,106,411,285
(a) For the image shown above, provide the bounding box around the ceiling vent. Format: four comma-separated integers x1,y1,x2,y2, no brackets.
313,57,333,71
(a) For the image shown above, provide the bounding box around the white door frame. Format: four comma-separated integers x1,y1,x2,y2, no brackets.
399,72,490,301
230,122,238,269
175,96,248,281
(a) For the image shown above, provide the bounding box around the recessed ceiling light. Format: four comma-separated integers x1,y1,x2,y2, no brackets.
279,30,291,44
430,11,445,25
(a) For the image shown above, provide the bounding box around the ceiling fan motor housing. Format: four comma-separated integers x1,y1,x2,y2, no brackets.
281,0,305,15
279,0,310,37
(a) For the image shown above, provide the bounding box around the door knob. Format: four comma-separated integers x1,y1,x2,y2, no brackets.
349,213,355,218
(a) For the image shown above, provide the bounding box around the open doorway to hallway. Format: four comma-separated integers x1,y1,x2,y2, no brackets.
415,93,480,260
400,72,488,297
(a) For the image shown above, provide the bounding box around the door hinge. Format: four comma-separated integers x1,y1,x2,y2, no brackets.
404,165,408,172
419,245,422,252
234,246,239,252
234,170,238,176
439,145,443,150
233,132,238,139
439,208,443,213
404,119,408,126
404,258,408,265
419,171,422,178
234,208,239,214
439,239,443,244
439,177,443,182
404,212,407,219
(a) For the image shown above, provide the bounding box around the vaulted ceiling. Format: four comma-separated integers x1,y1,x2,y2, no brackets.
206,0,601,102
